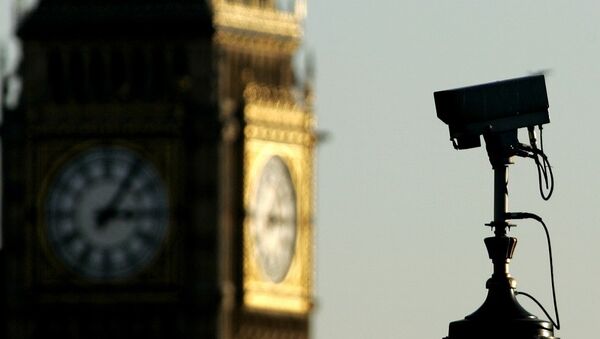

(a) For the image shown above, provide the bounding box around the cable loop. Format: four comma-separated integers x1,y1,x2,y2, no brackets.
506,212,561,330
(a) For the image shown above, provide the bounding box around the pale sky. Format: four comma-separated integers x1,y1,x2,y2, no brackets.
307,1,600,338
1,1,600,339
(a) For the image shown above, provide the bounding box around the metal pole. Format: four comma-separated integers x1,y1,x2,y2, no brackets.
493,163,508,236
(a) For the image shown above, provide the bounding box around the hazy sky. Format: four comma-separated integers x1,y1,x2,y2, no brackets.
306,1,600,338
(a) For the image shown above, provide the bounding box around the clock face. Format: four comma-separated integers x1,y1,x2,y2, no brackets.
45,147,169,280
276,0,295,13
250,156,297,283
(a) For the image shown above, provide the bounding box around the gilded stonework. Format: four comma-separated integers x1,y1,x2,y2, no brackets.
214,30,299,55
212,0,305,38
242,88,314,314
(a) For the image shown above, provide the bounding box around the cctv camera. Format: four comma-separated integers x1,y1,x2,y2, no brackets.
434,75,549,150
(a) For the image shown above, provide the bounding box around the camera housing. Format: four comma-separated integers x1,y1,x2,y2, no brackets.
434,75,549,150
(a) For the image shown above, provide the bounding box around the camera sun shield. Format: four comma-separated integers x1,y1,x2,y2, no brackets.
434,75,549,150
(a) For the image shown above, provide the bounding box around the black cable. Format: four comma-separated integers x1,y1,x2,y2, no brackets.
540,125,545,153
521,126,554,200
515,291,558,329
535,152,554,200
537,126,554,200
505,212,561,330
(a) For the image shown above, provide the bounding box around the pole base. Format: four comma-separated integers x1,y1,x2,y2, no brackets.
443,236,559,339
444,317,557,339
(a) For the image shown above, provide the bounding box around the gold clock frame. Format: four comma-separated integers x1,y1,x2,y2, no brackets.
242,85,314,314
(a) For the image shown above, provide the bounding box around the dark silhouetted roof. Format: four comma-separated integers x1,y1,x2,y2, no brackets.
19,0,214,39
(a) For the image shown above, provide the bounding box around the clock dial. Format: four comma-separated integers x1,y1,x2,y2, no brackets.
46,147,169,280
250,156,297,283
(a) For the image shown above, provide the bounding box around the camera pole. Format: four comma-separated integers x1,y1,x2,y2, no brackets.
493,161,508,233
444,139,556,338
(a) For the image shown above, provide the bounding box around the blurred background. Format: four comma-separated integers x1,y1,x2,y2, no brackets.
2,1,600,338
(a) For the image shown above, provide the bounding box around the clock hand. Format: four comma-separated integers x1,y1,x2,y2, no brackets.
267,213,294,228
112,208,161,220
96,160,141,228
112,209,136,220
269,213,285,224
267,214,279,228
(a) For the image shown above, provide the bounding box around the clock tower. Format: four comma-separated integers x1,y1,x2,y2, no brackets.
1,1,315,338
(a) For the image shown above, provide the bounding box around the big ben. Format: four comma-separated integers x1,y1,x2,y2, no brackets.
1,1,316,338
